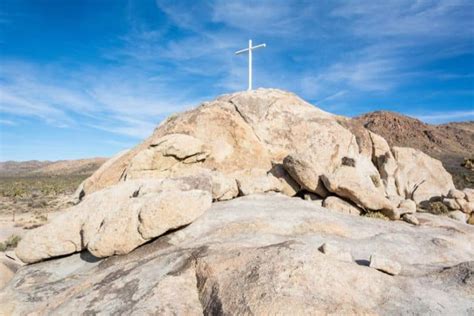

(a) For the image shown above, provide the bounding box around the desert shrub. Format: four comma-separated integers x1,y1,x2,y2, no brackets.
461,157,474,171
341,157,356,167
0,175,87,198
27,199,48,208
427,201,449,215
0,234,21,251
362,211,389,221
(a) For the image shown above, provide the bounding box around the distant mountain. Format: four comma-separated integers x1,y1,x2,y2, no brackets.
0,158,107,177
353,111,474,189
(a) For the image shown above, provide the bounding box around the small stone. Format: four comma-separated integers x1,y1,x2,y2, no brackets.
233,169,282,196
312,199,323,207
443,198,460,210
468,213,474,225
369,254,402,275
447,211,468,223
318,243,353,262
456,199,472,214
210,171,238,201
463,188,474,202
402,213,419,225
447,189,465,200
399,199,416,214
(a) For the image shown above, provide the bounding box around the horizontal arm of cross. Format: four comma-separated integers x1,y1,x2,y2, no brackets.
235,43,266,55
235,48,249,55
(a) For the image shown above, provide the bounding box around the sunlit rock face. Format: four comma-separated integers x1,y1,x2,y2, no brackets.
5,89,470,314
3,195,474,314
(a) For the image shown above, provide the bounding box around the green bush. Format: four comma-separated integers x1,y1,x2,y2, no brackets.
0,234,21,251
428,201,449,215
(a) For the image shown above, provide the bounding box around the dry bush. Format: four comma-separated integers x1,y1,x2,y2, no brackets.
362,211,390,221
0,234,21,251
428,201,449,215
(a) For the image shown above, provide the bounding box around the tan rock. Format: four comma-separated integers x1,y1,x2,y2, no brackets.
16,180,212,263
79,89,359,199
124,134,211,180
81,95,274,195
468,213,474,225
447,189,465,200
16,207,87,264
283,153,328,197
369,131,399,197
369,254,402,275
322,196,362,215
233,168,282,196
463,188,474,202
456,198,472,214
392,147,455,204
76,89,456,215
398,199,417,214
447,211,468,223
138,190,211,240
210,171,239,201
86,198,146,258
321,163,393,212
402,214,419,225
150,133,209,160
225,89,356,166
443,198,460,210
269,164,300,196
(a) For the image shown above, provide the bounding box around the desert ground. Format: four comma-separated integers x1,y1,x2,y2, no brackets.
0,158,106,251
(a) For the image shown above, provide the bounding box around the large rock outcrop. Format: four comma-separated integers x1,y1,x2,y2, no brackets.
77,89,454,204
16,178,212,263
2,195,474,314
15,89,460,264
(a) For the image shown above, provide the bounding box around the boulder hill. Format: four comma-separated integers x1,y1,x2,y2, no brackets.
2,89,473,314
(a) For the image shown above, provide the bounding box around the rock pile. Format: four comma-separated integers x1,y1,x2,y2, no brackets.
14,89,463,264
442,188,474,223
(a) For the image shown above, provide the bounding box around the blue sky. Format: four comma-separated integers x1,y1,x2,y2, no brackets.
0,0,473,161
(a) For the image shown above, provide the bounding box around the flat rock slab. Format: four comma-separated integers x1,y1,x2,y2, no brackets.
1,194,474,314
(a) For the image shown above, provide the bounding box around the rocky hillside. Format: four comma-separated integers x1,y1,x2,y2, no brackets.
354,111,474,189
0,158,107,177
1,89,473,314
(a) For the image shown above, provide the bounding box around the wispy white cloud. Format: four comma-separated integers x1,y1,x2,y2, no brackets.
411,110,474,124
332,0,474,40
0,59,201,138
0,119,16,126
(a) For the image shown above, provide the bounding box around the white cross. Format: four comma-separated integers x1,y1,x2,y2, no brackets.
235,39,266,91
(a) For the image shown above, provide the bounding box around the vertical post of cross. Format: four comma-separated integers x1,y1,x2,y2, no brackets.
235,39,266,91
248,39,252,91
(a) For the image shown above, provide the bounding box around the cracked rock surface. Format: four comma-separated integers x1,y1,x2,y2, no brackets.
2,195,473,315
